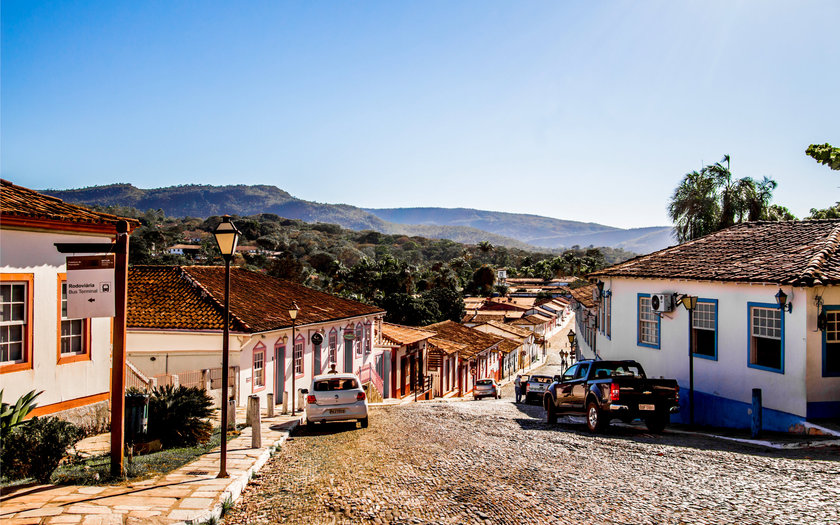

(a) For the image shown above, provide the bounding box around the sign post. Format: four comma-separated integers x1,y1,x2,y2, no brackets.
54,220,130,477
66,255,115,319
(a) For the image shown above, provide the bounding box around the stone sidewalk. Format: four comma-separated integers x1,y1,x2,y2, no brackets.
0,409,301,525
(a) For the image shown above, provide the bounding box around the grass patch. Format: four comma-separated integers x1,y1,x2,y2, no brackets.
1,426,240,487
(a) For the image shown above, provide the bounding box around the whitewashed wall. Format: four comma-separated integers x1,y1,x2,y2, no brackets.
596,277,811,422
1,229,114,411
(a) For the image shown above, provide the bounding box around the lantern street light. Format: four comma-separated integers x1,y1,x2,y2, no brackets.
775,288,793,313
289,301,300,415
212,215,240,478
680,294,698,426
567,330,578,362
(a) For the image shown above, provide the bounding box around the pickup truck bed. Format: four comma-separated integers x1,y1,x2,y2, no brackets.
543,359,680,433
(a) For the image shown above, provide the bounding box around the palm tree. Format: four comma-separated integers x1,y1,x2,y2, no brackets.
668,170,719,243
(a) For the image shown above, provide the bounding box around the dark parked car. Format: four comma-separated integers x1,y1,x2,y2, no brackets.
543,360,680,433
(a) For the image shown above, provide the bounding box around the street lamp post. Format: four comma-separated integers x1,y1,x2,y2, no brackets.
212,215,240,479
567,329,578,363
680,295,699,426
289,301,299,415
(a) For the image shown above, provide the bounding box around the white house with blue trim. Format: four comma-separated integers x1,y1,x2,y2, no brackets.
588,220,840,433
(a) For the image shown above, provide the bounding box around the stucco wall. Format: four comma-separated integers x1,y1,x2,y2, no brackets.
1,229,114,411
595,277,823,428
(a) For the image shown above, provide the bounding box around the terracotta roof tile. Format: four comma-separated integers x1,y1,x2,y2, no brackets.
427,337,468,355
128,265,383,332
482,320,532,339
423,320,503,359
380,323,436,346
589,220,840,286
1,179,139,232
567,285,597,309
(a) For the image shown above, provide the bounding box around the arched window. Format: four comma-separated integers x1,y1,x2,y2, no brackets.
364,321,372,354
355,324,364,356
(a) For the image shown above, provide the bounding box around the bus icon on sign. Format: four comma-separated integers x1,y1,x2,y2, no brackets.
101,283,111,293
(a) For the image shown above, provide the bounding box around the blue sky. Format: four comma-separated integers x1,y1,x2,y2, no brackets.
2,1,838,228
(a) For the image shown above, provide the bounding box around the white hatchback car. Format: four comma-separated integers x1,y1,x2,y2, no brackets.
304,373,369,428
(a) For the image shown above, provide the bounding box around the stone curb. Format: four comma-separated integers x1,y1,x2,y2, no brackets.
176,418,300,525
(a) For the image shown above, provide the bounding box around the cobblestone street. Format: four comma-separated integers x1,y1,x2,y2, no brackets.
224,356,840,524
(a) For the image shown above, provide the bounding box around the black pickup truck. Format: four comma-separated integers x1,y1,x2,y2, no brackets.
543,359,680,433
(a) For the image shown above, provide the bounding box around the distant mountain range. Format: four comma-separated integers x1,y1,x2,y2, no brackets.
41,183,674,253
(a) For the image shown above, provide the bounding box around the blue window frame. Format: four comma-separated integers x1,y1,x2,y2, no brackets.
747,302,784,374
691,298,718,361
637,293,660,349
821,305,840,377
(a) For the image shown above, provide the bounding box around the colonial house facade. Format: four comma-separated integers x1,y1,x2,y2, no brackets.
126,265,385,409
378,323,436,400
423,321,503,395
589,220,840,432
473,320,535,380
0,180,138,430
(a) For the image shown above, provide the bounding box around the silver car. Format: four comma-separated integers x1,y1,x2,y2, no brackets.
304,373,369,428
473,378,500,400
525,374,553,404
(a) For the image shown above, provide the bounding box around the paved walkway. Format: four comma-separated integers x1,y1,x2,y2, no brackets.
0,408,301,525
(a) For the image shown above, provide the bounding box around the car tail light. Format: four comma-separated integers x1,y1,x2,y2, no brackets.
357,392,366,401
306,395,316,404
674,387,680,402
610,383,620,402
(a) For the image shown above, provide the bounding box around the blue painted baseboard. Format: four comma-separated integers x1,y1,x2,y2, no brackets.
672,388,807,433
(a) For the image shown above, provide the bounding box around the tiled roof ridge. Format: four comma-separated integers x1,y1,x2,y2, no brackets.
1,179,140,225
793,223,840,286
179,265,253,332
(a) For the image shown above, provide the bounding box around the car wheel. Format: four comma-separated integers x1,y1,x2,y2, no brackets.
307,418,317,427
586,400,604,433
360,417,369,428
547,400,557,425
645,415,666,433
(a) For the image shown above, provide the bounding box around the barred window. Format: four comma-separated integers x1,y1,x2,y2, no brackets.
355,324,363,355
364,322,372,354
294,338,304,375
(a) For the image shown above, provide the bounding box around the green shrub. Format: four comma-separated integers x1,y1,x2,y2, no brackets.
0,389,42,440
0,416,83,483
148,385,214,448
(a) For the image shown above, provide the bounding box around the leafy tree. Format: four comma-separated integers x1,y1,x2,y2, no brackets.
668,155,782,243
766,205,797,221
806,143,840,171
422,287,466,323
468,265,496,296
809,203,840,219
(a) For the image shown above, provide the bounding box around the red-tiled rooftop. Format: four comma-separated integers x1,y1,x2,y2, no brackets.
129,265,384,332
589,220,840,286
1,179,139,233
380,323,436,346
423,320,503,359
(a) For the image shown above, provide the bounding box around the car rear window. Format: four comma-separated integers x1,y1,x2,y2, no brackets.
314,378,359,391
476,379,493,385
592,365,643,379
530,376,552,383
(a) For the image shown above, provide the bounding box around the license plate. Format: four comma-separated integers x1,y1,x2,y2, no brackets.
328,408,346,414
639,404,655,411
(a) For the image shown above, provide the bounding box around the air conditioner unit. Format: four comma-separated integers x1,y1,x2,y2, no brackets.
651,294,674,313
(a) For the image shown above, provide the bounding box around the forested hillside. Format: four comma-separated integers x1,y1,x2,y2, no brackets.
107,206,635,326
